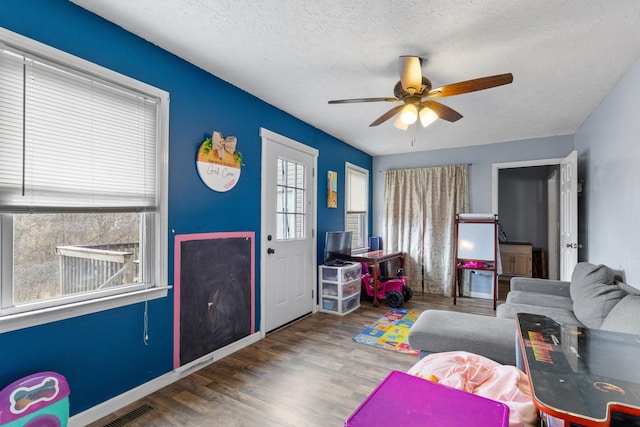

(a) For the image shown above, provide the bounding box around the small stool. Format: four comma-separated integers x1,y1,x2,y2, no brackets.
0,372,70,427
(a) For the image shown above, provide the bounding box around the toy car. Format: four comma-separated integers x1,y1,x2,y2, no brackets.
360,262,412,308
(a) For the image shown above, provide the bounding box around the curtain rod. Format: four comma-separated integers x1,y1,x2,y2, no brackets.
378,163,472,173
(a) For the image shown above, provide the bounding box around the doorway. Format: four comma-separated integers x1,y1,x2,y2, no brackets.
498,165,559,279
260,128,318,333
492,151,578,282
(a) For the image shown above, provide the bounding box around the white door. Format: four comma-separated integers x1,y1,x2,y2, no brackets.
560,150,578,281
260,128,317,332
547,169,559,280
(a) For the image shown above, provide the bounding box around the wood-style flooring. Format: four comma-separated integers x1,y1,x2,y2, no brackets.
88,289,508,427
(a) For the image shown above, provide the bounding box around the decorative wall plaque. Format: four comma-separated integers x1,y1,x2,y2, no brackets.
196,131,243,192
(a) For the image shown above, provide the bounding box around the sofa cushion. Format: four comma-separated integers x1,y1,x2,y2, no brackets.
496,302,583,327
569,263,625,328
600,295,640,335
505,290,573,311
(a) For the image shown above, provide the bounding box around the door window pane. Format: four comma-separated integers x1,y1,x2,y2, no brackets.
276,158,306,240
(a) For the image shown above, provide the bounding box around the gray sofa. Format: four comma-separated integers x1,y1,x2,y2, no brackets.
408,262,640,365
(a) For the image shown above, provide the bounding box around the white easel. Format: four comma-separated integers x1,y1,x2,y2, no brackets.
453,214,499,310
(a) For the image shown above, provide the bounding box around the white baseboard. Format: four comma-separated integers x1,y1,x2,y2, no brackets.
69,332,262,427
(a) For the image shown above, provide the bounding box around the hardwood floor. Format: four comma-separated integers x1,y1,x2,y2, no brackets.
88,293,505,427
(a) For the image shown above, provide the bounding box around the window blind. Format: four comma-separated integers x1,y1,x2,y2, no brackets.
0,48,159,212
346,166,367,213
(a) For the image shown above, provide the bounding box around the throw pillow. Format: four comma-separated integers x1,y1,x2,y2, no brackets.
600,295,640,335
615,279,640,296
570,263,615,299
570,263,625,328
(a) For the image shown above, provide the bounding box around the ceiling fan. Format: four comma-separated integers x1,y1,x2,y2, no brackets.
328,56,513,130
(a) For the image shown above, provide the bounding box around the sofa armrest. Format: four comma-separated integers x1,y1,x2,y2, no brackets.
509,277,571,297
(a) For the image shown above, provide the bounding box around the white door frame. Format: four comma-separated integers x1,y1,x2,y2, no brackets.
491,157,565,214
259,128,318,337
492,156,563,280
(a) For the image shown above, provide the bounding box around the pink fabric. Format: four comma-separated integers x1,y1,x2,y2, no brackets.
407,351,538,427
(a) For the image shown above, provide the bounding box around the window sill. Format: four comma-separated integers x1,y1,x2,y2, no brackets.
0,286,170,333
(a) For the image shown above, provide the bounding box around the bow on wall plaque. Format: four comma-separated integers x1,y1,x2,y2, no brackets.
196,131,243,192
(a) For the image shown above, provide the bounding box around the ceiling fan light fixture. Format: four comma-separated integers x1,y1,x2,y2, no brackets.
419,105,438,127
399,103,418,125
393,114,409,130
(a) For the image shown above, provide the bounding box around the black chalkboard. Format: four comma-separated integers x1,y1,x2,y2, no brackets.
178,236,253,366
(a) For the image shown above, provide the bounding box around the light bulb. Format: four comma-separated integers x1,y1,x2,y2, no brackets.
419,105,438,127
400,104,418,124
393,114,409,130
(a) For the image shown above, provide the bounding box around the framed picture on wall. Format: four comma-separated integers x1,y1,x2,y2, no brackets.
328,171,337,208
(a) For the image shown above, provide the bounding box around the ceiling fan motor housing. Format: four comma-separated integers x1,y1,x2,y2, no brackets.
394,77,432,98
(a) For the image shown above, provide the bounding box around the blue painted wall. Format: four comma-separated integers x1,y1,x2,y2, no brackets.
0,0,371,415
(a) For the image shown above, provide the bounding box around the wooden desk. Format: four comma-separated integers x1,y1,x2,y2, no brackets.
516,313,640,426
349,250,404,306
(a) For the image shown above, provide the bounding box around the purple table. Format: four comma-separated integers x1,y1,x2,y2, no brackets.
346,370,509,427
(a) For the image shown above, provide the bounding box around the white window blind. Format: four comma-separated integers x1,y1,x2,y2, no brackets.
0,48,159,212
346,166,367,213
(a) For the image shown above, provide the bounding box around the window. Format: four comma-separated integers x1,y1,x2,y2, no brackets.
0,29,168,331
345,163,369,252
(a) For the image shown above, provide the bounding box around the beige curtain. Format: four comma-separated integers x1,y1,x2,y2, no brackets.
383,164,469,296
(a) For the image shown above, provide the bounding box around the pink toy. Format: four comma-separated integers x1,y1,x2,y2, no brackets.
360,262,412,308
464,261,486,269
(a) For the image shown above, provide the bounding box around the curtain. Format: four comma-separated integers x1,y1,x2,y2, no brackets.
383,164,469,296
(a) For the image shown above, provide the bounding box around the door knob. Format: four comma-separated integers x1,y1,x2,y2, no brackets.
267,248,275,254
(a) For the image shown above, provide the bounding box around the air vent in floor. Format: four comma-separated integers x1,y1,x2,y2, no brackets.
103,404,153,427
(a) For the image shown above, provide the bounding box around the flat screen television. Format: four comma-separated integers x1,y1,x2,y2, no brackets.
324,231,353,265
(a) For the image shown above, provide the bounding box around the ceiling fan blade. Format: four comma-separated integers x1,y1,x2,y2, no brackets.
369,104,405,127
328,97,398,104
399,56,423,94
424,100,463,122
427,73,513,98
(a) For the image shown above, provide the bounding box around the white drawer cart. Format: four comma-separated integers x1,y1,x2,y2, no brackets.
319,262,361,315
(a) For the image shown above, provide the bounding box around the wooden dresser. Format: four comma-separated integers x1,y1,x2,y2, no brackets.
500,243,532,278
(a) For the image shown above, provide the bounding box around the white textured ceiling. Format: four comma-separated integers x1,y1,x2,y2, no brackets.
71,0,640,156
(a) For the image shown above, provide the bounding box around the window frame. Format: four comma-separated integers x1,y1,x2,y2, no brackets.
0,28,169,333
344,162,369,254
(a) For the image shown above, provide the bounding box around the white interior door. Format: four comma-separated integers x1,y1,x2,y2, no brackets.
547,169,559,280
560,150,578,281
260,129,317,332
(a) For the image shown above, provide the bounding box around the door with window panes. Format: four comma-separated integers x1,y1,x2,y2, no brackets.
261,129,316,332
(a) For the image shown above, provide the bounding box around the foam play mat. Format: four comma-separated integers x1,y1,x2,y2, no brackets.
352,309,421,355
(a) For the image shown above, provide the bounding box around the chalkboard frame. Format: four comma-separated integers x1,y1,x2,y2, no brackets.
173,232,255,368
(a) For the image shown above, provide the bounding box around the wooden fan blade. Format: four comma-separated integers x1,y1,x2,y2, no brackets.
427,73,513,98
399,56,423,93
369,104,405,127
424,100,463,122
328,97,398,104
